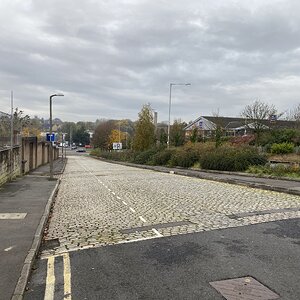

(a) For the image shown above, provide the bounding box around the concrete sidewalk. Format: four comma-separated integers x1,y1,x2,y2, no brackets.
0,158,65,300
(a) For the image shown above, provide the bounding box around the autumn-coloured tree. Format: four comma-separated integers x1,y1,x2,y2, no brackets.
132,104,156,151
108,129,126,147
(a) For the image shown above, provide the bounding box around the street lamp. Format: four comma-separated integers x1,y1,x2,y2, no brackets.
167,83,191,148
49,93,64,180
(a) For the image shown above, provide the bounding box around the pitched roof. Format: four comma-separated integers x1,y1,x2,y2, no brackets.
185,116,298,130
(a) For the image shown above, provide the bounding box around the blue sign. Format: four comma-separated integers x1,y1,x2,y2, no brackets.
270,115,277,123
46,133,55,142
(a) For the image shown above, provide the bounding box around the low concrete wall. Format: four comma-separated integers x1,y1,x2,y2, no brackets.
0,137,59,186
0,147,21,186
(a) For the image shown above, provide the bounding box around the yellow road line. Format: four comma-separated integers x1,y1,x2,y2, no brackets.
63,253,72,299
44,256,55,300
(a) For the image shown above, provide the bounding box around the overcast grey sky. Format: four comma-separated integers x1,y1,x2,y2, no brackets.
1,0,300,123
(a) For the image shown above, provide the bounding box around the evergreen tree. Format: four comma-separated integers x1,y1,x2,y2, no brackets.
133,104,155,151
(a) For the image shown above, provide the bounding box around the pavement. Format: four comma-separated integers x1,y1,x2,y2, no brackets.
0,155,300,300
0,158,65,300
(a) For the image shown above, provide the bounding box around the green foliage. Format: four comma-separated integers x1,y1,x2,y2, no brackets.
271,142,294,154
169,148,199,168
189,128,198,143
170,120,186,147
260,129,300,148
247,163,300,178
133,148,158,164
133,105,156,151
200,146,267,171
151,149,174,165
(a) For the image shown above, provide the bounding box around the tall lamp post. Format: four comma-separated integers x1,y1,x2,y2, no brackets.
49,93,64,180
167,83,191,148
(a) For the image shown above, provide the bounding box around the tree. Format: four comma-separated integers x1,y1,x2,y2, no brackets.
72,125,90,145
190,128,198,143
92,120,116,149
132,104,156,151
170,119,186,147
241,100,277,145
108,129,126,147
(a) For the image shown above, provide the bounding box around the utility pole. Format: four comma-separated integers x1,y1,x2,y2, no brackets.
9,91,14,180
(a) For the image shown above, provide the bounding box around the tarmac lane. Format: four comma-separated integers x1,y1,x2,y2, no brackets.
24,218,300,300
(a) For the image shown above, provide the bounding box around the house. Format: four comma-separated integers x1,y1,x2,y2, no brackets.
184,116,298,138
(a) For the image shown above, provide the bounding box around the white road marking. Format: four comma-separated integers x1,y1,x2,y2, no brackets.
139,216,147,223
44,256,55,300
122,201,128,206
152,228,163,237
4,246,14,251
129,207,136,213
111,192,116,195
0,213,27,219
63,253,72,300
117,196,121,200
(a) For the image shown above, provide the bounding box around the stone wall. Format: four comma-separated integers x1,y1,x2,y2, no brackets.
0,137,59,186
0,147,21,186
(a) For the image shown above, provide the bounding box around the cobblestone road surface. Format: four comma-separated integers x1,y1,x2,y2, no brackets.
43,155,300,257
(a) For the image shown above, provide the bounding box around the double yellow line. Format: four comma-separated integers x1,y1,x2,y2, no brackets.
44,253,72,300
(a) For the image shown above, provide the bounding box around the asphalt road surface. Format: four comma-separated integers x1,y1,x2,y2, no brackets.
24,155,300,300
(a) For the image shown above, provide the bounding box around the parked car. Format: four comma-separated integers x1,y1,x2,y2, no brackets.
76,148,86,153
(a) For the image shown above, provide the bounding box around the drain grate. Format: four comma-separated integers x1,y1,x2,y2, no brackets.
210,276,279,300
41,238,60,251
120,220,192,234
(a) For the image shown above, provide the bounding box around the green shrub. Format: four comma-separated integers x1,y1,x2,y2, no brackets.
150,149,174,166
133,148,158,164
169,149,199,168
271,142,294,154
200,148,267,172
247,163,300,178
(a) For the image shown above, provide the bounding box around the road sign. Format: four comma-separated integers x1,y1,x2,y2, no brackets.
113,143,122,150
46,133,55,142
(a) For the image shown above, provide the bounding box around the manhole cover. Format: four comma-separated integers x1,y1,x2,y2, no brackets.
210,277,279,300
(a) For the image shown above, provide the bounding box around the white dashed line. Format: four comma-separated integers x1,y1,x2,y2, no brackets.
111,192,116,195
129,207,136,213
122,201,128,206
139,216,147,223
152,228,163,237
117,196,121,200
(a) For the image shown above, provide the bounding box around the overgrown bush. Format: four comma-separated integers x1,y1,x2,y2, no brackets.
169,148,199,168
247,163,300,178
150,149,174,166
132,148,158,164
271,142,294,154
200,147,267,172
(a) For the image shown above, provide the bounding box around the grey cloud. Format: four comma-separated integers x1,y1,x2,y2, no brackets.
0,0,300,122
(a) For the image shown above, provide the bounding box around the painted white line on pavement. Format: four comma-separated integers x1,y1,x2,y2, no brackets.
122,201,128,206
44,256,55,300
118,235,162,244
152,228,163,237
139,216,147,223
117,196,121,200
108,188,111,192
4,246,14,251
63,253,72,300
129,207,136,213
111,192,116,195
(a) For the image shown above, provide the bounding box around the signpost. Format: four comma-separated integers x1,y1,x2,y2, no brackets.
46,133,55,142
113,142,122,150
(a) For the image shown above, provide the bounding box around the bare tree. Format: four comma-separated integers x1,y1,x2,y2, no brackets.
241,100,277,145
286,104,300,127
